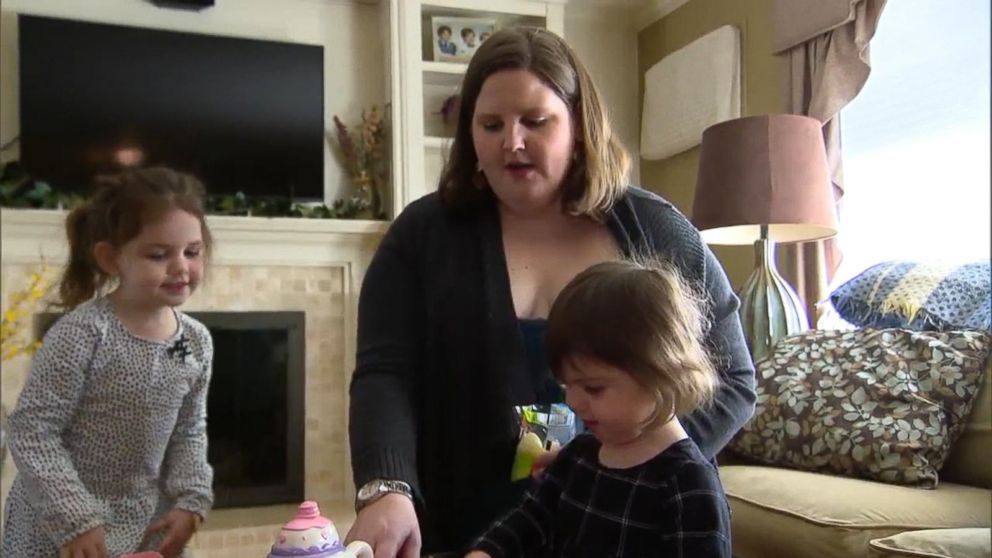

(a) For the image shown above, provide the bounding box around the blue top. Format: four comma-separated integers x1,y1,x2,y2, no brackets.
518,318,562,405
450,318,562,552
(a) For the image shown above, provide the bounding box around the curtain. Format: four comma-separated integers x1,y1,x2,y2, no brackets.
773,0,887,323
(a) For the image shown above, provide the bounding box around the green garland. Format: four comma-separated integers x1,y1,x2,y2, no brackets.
203,191,382,219
0,162,86,210
0,161,384,220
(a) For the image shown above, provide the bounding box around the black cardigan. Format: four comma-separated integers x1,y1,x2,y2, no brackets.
348,187,755,552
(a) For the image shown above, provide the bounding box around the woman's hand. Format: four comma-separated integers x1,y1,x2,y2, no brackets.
59,526,107,558
345,493,421,558
530,447,561,478
145,508,200,558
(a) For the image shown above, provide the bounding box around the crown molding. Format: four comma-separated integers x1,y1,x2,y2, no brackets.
636,0,690,30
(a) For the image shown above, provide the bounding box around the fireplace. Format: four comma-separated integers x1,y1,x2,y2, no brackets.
191,311,305,509
4,211,379,557
36,310,306,509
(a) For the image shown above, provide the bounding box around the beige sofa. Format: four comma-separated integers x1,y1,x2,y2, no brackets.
720,360,991,558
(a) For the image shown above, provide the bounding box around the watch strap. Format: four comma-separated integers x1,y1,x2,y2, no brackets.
355,479,413,512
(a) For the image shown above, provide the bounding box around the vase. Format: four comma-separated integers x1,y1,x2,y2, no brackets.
353,173,382,219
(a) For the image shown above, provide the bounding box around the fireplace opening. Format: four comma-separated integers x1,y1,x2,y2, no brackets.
191,311,305,509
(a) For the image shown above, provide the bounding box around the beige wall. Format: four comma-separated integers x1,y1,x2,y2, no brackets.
637,0,787,287
566,0,641,182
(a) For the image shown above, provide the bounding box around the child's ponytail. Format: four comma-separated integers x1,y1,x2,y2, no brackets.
54,166,212,310
58,204,103,310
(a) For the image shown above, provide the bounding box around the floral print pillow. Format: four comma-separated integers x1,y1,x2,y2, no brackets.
729,329,990,488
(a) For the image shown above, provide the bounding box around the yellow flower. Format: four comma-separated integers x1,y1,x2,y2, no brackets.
1,264,54,364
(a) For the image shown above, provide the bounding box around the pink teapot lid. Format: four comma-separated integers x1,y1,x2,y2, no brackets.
268,501,344,558
284,501,332,530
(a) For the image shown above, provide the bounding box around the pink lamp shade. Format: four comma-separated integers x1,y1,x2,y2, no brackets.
691,114,838,244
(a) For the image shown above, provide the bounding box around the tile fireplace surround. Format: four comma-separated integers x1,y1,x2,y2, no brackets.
0,208,387,557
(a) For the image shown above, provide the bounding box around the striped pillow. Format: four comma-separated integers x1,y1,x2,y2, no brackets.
830,261,990,331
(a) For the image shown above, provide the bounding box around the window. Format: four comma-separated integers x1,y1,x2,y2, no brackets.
833,0,990,286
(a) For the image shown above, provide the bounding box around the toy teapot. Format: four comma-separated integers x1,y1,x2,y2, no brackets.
267,501,372,558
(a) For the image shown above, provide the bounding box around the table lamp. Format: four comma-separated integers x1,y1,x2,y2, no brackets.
692,114,838,362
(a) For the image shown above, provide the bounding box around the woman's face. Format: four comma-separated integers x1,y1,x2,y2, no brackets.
472,69,576,217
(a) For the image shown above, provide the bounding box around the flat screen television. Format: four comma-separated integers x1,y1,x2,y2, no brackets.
18,15,325,200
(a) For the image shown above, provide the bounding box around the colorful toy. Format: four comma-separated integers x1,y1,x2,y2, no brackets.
267,501,372,558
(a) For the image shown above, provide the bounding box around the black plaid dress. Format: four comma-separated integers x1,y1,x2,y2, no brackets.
472,434,731,557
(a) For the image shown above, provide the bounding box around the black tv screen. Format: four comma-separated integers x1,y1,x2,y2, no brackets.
18,15,325,200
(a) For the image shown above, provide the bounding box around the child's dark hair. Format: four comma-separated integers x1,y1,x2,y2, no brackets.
438,25,452,36
546,259,718,420
58,167,212,310
461,28,476,39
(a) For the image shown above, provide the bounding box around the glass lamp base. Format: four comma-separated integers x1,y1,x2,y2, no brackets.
739,238,809,363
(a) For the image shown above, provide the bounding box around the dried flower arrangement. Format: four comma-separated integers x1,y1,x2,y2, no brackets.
331,104,388,219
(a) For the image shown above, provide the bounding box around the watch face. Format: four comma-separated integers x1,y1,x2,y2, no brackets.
357,481,381,501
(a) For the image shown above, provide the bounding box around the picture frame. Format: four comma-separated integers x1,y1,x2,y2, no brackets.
431,16,496,63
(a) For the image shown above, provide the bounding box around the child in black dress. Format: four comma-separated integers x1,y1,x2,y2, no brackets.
467,259,732,557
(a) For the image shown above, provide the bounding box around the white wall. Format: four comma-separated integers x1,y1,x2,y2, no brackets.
565,0,641,183
0,0,387,203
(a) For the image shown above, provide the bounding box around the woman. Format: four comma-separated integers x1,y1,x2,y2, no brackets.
345,27,755,558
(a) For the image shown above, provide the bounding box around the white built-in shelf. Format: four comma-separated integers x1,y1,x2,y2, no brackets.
422,61,468,88
395,0,565,211
420,0,551,18
424,136,454,149
422,60,468,75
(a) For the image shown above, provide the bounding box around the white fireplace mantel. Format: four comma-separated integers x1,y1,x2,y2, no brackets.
0,208,389,268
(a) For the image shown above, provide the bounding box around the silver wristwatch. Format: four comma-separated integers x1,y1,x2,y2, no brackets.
355,479,413,512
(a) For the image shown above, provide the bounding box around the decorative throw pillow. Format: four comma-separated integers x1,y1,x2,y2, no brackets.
729,328,990,488
868,528,991,558
829,261,991,332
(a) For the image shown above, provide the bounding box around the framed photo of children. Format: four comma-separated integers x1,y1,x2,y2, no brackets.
431,16,496,63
